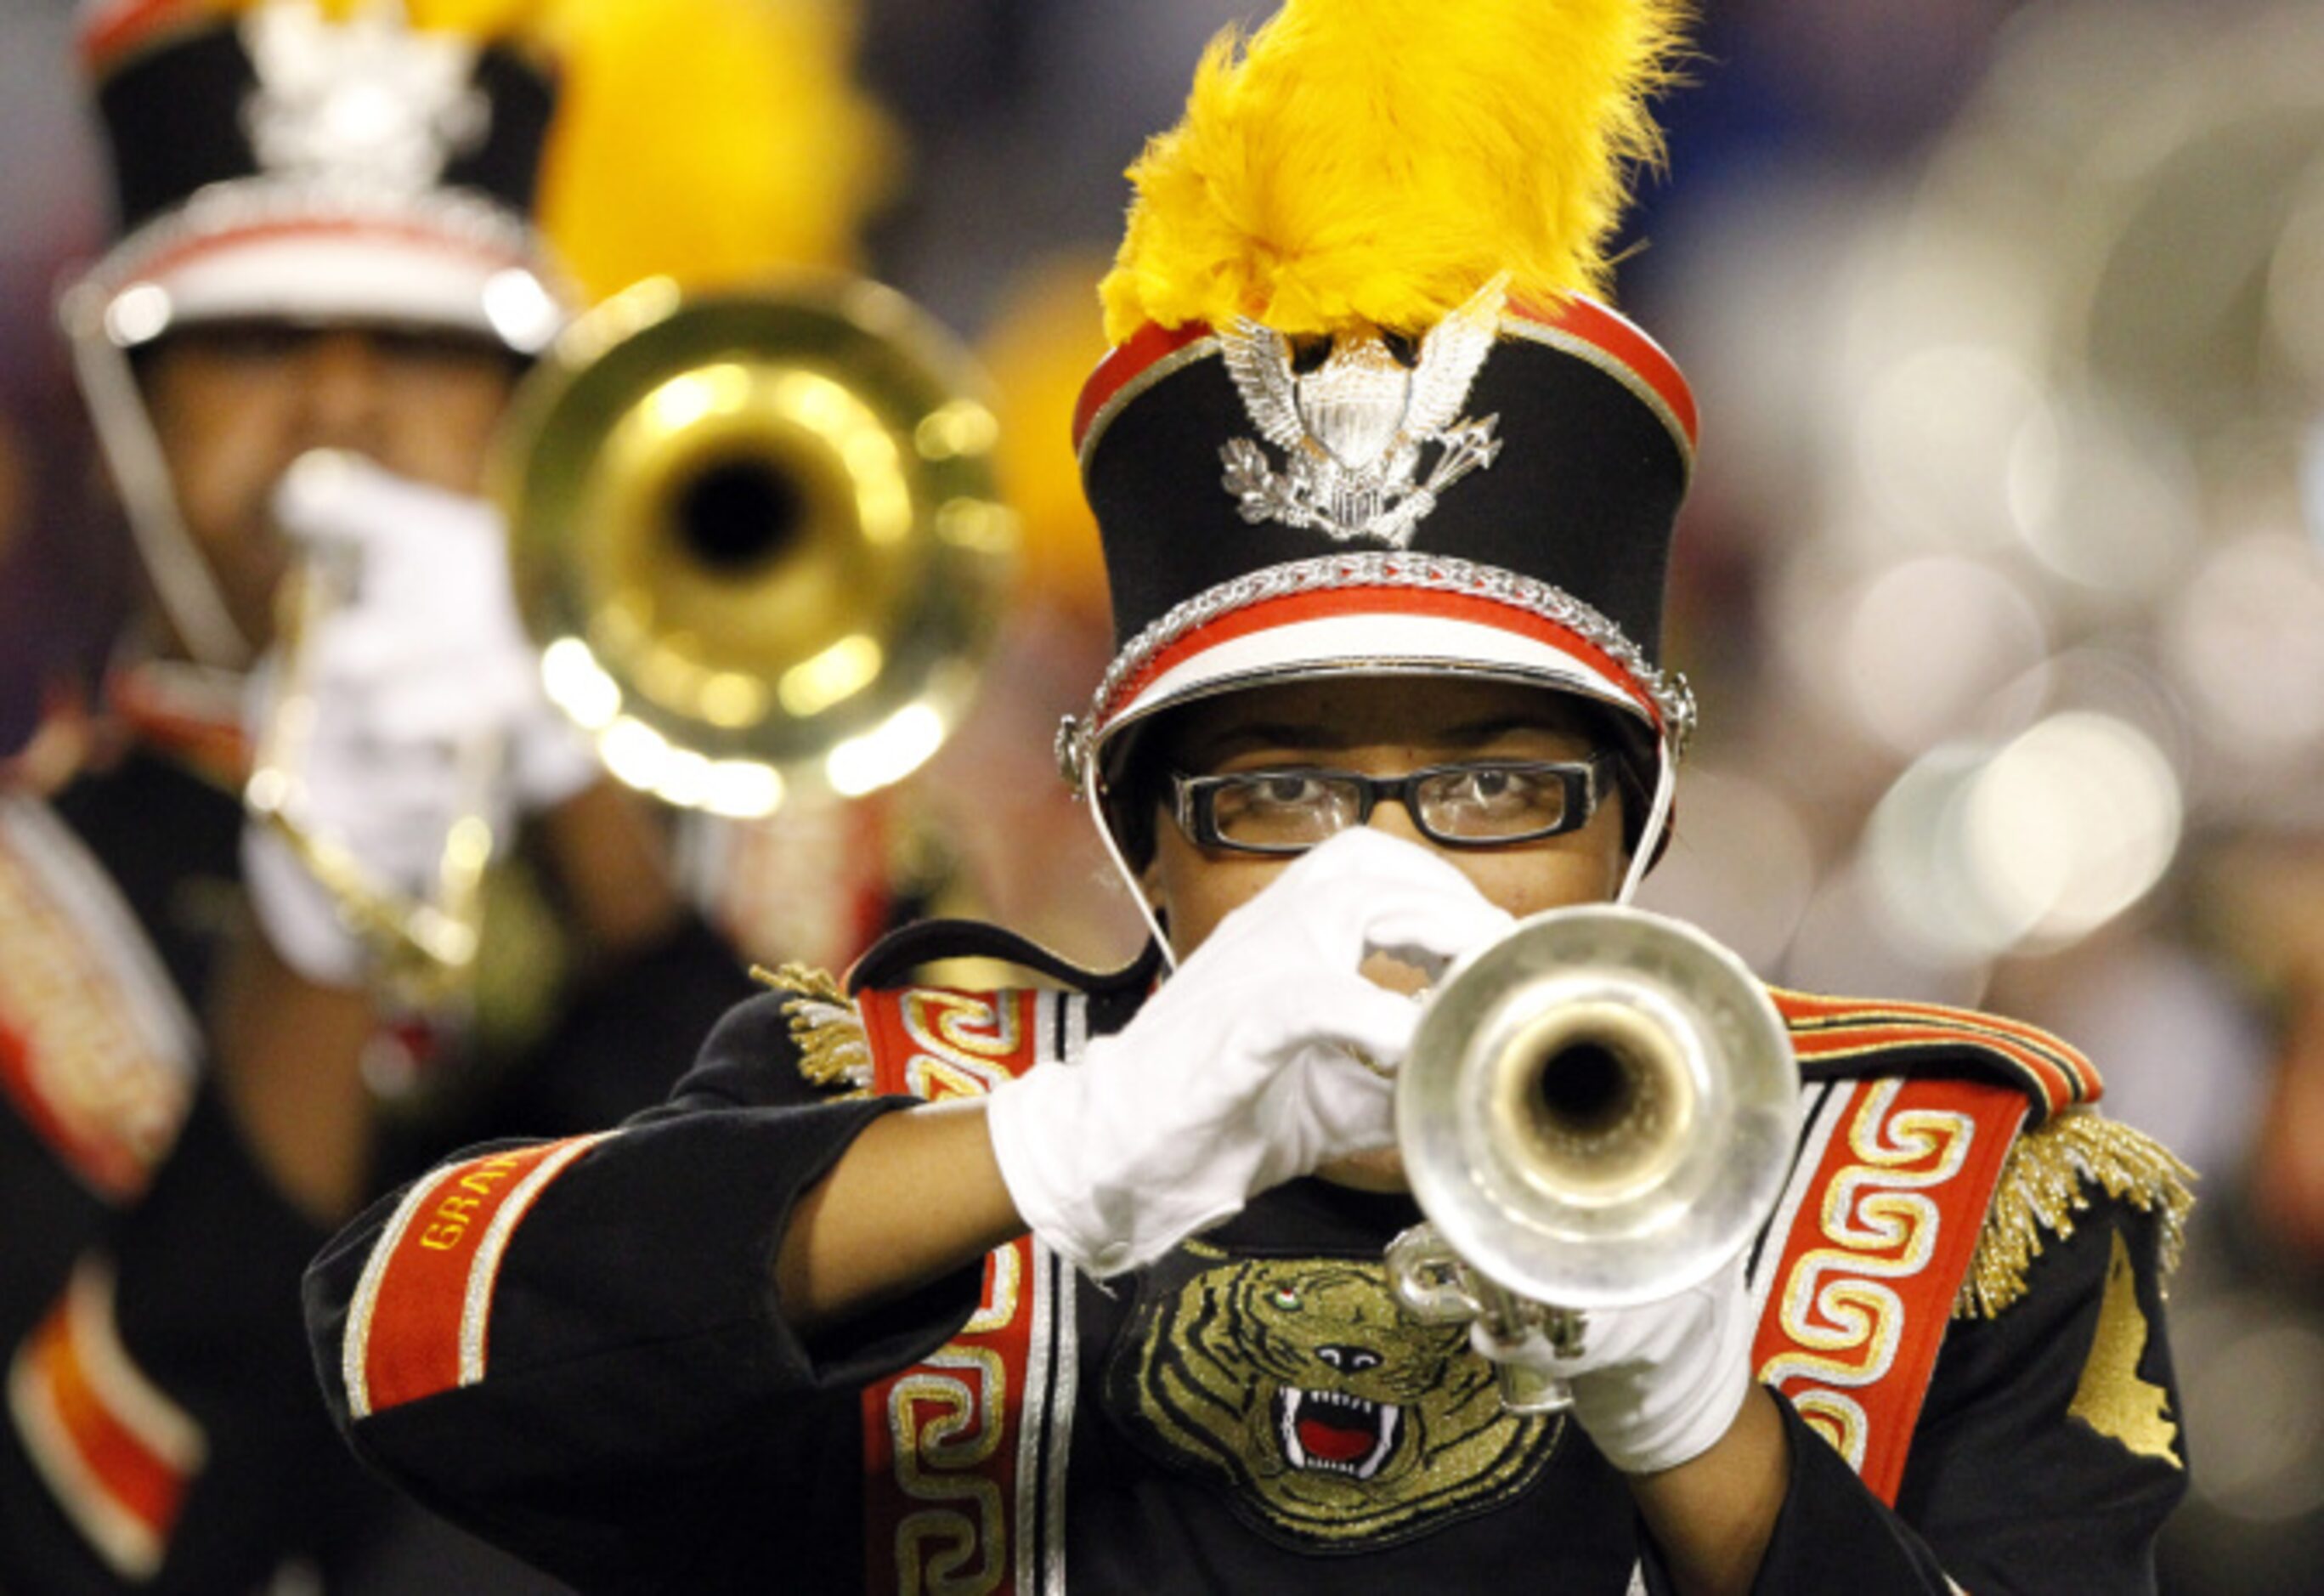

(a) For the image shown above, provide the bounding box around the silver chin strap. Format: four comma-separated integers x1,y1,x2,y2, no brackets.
64,287,255,672
1082,755,1181,974
1617,729,1677,908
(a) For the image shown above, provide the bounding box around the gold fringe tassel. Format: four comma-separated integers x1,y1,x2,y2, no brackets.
749,963,871,1097
1957,1111,2196,1321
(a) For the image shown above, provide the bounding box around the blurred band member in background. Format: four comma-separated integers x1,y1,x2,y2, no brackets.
0,1,765,1586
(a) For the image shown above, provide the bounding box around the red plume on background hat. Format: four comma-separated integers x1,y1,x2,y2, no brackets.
1060,0,1699,889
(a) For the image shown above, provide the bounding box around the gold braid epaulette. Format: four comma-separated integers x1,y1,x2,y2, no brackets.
1956,1110,2197,1321
749,964,872,1098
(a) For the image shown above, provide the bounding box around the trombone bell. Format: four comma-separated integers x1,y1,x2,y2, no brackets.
498,275,1015,814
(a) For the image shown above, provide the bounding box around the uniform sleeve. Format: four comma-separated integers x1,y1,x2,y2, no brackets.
0,784,388,1591
0,1086,385,1594
1640,1196,2187,1595
302,991,987,1590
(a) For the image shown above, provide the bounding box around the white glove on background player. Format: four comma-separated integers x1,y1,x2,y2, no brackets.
985,827,1515,1277
241,452,598,987
1475,1254,1757,1476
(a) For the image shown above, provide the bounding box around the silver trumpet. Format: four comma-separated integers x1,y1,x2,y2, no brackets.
1388,906,1800,1414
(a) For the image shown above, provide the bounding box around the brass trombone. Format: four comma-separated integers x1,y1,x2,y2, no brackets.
504,274,1015,817
1388,906,1800,1413
248,273,1015,998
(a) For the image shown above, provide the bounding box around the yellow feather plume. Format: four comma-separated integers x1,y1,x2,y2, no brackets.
532,0,897,299
1099,0,1691,344
199,0,896,299
979,252,1114,621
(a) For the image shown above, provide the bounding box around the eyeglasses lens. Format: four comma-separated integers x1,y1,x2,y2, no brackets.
1210,773,1365,847
1416,767,1570,840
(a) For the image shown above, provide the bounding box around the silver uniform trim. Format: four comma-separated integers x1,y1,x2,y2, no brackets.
458,1135,614,1389
1013,993,1060,1596
1043,993,1089,1592
342,1169,447,1421
1043,1231,1077,1594
1058,551,1697,784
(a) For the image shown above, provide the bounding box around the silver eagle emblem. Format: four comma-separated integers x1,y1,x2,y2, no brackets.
240,0,489,197
1219,275,1507,548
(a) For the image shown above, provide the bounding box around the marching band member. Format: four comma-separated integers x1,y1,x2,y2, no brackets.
307,3,2194,1591
2,2,759,1585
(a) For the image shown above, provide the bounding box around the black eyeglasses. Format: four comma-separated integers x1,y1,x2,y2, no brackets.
1168,753,1614,855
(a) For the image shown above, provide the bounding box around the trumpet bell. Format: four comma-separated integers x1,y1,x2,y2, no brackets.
1398,905,1799,1312
499,274,1015,813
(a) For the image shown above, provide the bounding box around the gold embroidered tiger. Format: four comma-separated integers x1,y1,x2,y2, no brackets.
1103,1255,1563,1548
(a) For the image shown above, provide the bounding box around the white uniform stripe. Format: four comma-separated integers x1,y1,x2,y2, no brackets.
5,1257,207,1580
342,1165,458,1423
60,1259,204,1467
1749,1082,1859,1322
8,1345,164,1578
1013,1153,1054,1593
1111,610,1644,735
457,1135,613,1389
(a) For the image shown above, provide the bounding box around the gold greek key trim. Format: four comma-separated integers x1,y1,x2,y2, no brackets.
1760,1082,1973,1401
1956,1111,2195,1321
1789,1389,1871,1474
891,1346,1010,1596
902,988,1025,1063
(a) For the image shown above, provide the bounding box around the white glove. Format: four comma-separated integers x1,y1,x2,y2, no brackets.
1474,1255,1757,1475
240,453,594,987
985,828,1515,1277
273,452,598,813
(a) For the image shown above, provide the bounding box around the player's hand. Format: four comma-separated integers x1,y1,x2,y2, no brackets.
984,827,1513,1276
240,453,594,987
1473,1254,1757,1475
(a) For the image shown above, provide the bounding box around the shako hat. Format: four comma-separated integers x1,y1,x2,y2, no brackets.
65,0,568,355
1060,0,1699,886
60,0,892,671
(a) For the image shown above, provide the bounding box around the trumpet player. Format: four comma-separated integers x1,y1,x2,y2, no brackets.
308,2,2193,1592
1,2,762,1587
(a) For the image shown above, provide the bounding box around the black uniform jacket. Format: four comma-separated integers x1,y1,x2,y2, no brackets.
0,746,750,1593
305,969,2192,1595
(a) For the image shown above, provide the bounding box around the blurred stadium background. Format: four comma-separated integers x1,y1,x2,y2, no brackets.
3,2,2321,1589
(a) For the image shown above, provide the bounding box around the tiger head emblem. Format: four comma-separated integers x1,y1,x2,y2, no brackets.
1101,1253,1562,1548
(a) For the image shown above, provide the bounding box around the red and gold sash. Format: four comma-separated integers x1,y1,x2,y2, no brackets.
857,987,1073,1596
848,981,2075,1576
1748,1075,2028,1503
